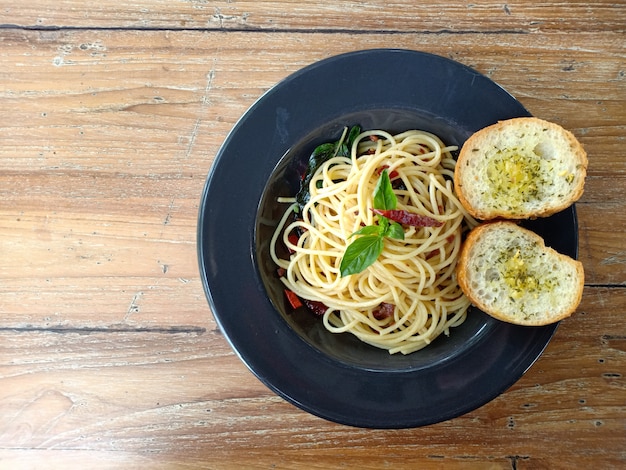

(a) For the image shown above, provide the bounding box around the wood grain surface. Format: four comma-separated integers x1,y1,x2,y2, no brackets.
1,1,625,468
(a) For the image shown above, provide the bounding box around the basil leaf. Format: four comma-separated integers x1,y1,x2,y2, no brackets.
386,222,405,240
296,142,337,210
296,126,361,212
340,235,384,276
349,225,384,237
336,126,361,157
373,169,397,210
378,214,389,233
346,125,362,148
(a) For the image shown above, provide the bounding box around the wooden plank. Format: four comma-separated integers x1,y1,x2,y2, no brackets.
0,287,623,467
0,29,624,328
0,0,624,33
0,195,621,325
0,277,208,327
1,30,623,168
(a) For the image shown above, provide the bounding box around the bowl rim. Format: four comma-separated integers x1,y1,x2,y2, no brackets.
197,48,575,428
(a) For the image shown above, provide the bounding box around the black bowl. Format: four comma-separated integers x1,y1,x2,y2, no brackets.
257,107,492,372
198,49,578,428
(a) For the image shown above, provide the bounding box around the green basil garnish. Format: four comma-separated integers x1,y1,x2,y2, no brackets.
339,235,384,277
385,221,405,240
373,167,397,211
296,125,361,212
340,170,405,276
349,225,384,237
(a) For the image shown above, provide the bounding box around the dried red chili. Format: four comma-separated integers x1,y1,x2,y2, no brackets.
284,289,303,309
376,165,399,180
303,299,328,316
373,302,395,320
286,233,299,253
371,209,443,227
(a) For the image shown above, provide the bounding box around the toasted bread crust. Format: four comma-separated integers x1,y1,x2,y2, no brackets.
456,222,584,326
454,117,588,220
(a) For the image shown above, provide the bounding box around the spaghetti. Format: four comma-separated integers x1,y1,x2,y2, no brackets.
270,128,478,354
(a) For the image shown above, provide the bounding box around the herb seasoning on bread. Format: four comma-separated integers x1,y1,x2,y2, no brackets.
454,117,587,220
456,221,584,326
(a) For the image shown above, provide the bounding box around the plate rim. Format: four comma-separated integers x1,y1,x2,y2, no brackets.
197,48,574,428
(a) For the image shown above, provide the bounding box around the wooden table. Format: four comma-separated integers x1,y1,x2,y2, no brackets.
1,1,624,468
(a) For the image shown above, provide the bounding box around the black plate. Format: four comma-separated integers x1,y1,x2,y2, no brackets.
197,49,578,428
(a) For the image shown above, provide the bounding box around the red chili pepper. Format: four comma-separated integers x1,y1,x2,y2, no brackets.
286,233,299,253
373,302,395,320
284,289,303,309
376,165,399,179
303,299,328,316
372,209,443,227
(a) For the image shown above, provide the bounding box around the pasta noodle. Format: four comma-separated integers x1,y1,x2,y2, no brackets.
270,128,478,354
